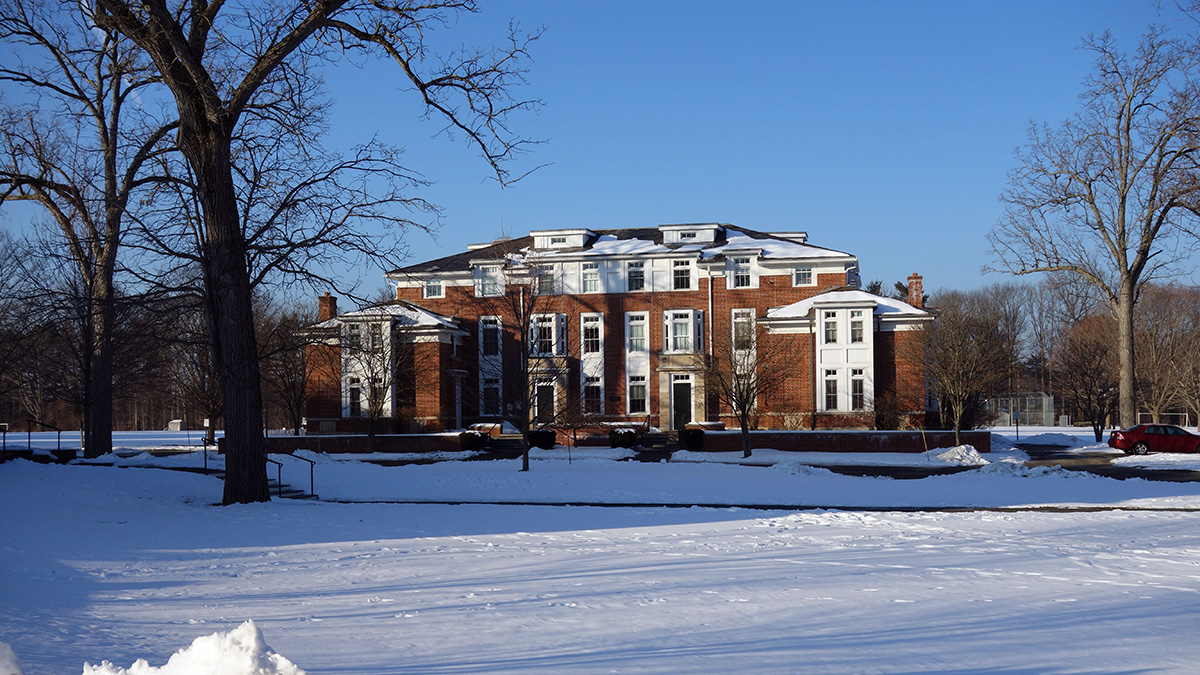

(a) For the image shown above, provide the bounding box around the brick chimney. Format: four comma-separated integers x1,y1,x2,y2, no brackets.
318,292,338,322
907,273,924,309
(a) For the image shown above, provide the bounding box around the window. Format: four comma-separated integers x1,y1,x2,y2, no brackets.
480,317,501,356
536,265,556,295
733,309,754,351
673,260,692,290
628,375,648,414
346,323,362,350
582,262,600,293
824,370,838,411
731,257,751,289
369,323,383,352
850,310,865,344
679,231,697,240
627,313,647,352
349,378,362,417
664,310,702,353
582,315,601,354
627,261,645,292
583,376,603,414
823,311,838,344
479,266,501,297
549,236,567,245
423,279,444,298
529,314,564,357
482,378,501,415
794,266,814,286
851,369,866,411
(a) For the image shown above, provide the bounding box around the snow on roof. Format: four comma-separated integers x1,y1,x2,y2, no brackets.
707,233,848,260
313,301,459,331
767,290,929,319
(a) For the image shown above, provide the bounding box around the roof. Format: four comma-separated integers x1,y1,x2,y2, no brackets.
766,290,931,320
311,300,461,332
388,224,852,276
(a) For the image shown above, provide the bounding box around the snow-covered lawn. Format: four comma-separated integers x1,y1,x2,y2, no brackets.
3,427,1200,674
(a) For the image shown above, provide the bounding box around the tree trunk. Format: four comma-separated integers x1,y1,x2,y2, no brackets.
1116,281,1137,429
190,136,270,505
83,276,115,459
740,417,751,459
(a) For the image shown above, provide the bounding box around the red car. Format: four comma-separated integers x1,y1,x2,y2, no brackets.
1108,424,1200,455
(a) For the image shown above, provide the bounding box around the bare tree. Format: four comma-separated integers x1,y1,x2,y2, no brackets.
1055,314,1119,441
991,26,1200,428
923,290,1016,445
0,0,175,457
89,0,539,502
257,297,313,436
471,250,573,471
1134,284,1193,422
1173,286,1200,431
704,311,798,458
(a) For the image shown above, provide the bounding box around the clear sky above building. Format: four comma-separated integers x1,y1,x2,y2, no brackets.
320,0,1197,296
2,1,1194,297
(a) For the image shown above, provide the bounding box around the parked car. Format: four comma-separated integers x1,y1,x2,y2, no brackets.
1107,424,1200,455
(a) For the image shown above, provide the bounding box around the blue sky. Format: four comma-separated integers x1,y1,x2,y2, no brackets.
1,2,1189,296
323,0,1191,294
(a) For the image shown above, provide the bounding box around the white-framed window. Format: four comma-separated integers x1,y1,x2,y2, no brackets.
582,262,600,293
346,323,362,350
823,310,838,344
824,369,838,411
627,261,645,292
479,266,502,297
583,375,603,414
549,236,567,245
628,375,648,414
850,310,865,344
369,323,383,353
582,314,602,354
664,309,703,354
673,260,692,290
423,279,444,298
851,368,866,411
679,232,697,240
480,316,501,357
627,313,648,352
732,309,755,351
349,377,362,417
482,377,501,416
536,265,556,296
731,257,752,289
794,266,814,287
529,314,565,357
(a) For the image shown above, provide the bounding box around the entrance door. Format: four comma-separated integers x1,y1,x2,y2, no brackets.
672,379,692,431
535,383,555,425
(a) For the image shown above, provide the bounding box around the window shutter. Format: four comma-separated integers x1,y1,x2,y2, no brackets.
694,311,704,353
556,314,567,355
663,312,670,352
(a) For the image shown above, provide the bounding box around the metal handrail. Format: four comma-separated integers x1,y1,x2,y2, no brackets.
265,457,283,497
266,447,316,497
27,419,63,451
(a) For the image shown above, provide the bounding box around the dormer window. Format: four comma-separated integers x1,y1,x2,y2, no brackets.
679,232,697,240
550,236,567,245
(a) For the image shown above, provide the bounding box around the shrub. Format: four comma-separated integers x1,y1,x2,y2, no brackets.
609,428,637,448
458,430,487,451
678,428,705,451
529,428,557,449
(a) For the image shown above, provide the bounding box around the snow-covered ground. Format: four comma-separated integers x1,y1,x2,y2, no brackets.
3,428,1200,673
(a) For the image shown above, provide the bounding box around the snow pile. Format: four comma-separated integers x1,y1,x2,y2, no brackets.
770,458,839,476
1020,432,1085,446
0,642,23,675
82,621,304,675
934,445,988,466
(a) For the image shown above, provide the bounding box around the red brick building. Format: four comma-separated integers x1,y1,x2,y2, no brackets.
305,223,932,433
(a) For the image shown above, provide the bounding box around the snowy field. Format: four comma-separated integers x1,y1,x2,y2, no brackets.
3,428,1200,674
